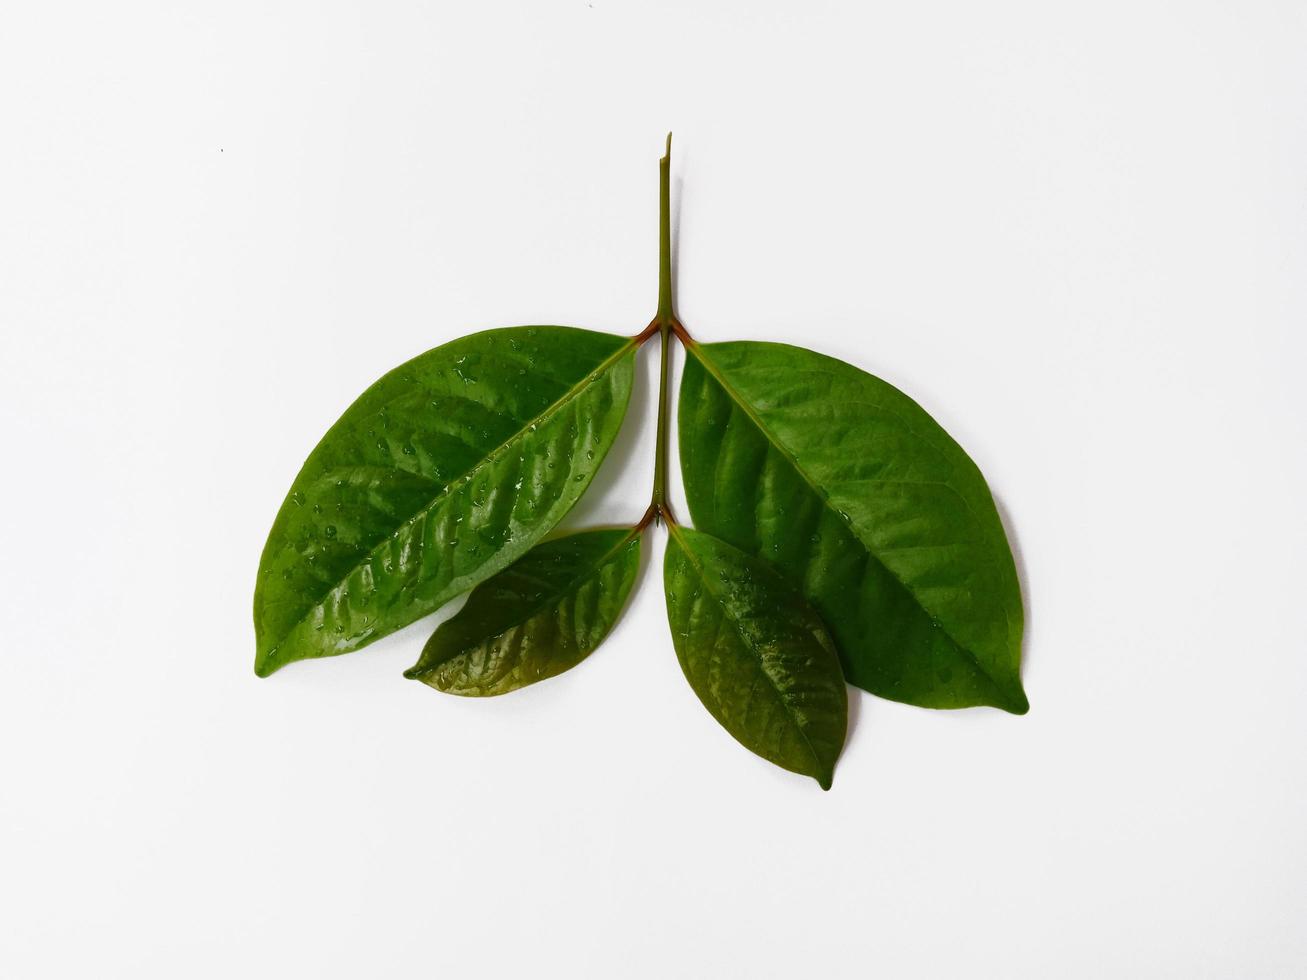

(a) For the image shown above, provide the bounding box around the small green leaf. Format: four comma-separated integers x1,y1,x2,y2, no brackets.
663,525,847,789
678,340,1026,713
405,528,641,695
254,326,635,677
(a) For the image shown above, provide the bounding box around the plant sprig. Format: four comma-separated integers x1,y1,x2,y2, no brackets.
254,135,1027,788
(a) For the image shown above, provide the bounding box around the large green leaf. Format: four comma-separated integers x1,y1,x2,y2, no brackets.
254,326,635,677
678,340,1026,713
405,528,640,695
664,526,847,789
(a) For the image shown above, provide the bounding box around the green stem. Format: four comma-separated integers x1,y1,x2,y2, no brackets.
657,133,674,324
652,318,671,519
650,134,676,524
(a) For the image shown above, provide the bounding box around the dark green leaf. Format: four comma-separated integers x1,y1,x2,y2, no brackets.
664,526,847,789
254,326,635,677
678,340,1026,713
404,528,640,695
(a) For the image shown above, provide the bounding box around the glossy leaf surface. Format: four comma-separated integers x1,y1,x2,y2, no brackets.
254,327,635,677
664,526,847,789
679,340,1026,713
405,528,640,695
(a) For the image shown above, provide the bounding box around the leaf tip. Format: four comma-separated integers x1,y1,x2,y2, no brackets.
253,655,276,678
1001,686,1030,715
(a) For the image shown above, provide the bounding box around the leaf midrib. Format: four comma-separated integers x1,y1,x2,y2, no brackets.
265,338,636,662
686,342,1009,698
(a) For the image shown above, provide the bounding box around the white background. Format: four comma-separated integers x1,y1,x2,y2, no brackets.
2,2,1304,977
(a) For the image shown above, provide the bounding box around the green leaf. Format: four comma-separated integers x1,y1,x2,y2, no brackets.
404,528,641,695
663,526,847,789
254,326,635,677
678,340,1026,714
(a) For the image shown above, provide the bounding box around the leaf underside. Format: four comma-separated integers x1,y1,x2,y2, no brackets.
254,326,635,677
405,528,640,696
678,340,1026,713
664,526,847,789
